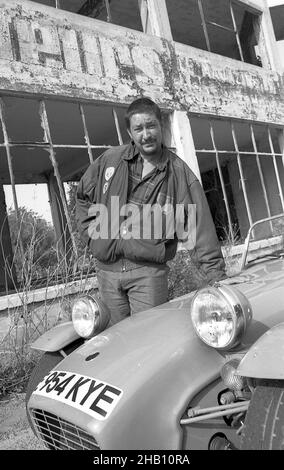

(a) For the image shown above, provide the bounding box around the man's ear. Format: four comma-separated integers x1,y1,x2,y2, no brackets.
127,128,132,139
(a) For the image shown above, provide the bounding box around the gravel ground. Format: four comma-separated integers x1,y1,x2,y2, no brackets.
0,393,45,450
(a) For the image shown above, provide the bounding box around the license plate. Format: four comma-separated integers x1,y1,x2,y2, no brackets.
33,370,123,421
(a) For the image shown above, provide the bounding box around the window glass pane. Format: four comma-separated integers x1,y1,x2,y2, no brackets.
222,152,248,240
83,104,125,146
0,120,3,142
276,155,284,185
105,0,143,31
233,122,253,152
50,147,91,182
253,125,270,153
270,5,284,41
233,2,260,66
210,119,235,151
45,101,86,145
59,0,86,12
112,106,129,144
269,127,282,154
207,25,241,60
60,0,143,32
202,0,233,29
27,1,143,32
0,148,9,185
2,97,43,143
241,153,270,223
166,0,207,50
196,150,243,241
3,147,52,184
189,117,213,150
218,152,242,241
32,0,56,7
260,155,283,215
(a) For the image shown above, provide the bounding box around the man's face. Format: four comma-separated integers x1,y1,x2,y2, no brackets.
128,112,163,158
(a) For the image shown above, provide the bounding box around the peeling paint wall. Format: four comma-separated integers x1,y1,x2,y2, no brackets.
0,0,284,125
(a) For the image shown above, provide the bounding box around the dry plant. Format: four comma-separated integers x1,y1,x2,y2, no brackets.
220,223,242,276
0,213,96,397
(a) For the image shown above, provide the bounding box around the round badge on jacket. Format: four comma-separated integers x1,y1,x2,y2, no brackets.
103,182,109,194
105,167,115,181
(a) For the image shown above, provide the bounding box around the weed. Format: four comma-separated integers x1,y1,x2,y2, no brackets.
221,223,242,276
0,210,96,399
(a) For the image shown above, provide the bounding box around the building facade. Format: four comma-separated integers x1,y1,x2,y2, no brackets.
0,0,284,291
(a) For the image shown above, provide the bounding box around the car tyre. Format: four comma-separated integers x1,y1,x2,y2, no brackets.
240,382,284,450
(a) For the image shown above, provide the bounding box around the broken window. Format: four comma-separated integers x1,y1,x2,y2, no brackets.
190,116,284,243
166,0,262,65
0,94,128,288
33,0,143,32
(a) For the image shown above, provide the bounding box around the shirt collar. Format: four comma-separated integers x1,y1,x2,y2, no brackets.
124,142,169,171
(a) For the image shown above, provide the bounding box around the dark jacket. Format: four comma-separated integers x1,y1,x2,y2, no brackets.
76,143,226,281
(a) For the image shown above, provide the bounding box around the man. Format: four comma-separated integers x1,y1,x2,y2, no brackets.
76,97,226,325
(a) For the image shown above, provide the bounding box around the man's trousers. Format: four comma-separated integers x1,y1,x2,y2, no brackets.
96,263,169,326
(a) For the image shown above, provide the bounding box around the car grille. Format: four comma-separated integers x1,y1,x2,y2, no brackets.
30,408,100,450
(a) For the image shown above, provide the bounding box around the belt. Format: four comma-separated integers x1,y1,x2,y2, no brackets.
95,258,166,272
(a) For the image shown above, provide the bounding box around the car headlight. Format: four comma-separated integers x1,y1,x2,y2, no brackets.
72,295,110,339
190,285,252,350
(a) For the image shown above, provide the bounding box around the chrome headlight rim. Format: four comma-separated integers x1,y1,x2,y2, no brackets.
71,294,110,339
190,284,252,351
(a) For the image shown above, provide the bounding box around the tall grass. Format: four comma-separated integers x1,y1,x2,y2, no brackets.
220,223,242,276
0,214,96,397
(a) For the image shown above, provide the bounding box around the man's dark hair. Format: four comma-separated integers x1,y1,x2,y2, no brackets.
125,97,162,129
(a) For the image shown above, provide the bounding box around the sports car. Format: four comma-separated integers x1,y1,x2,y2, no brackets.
26,214,284,450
